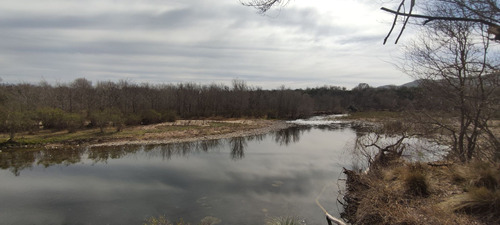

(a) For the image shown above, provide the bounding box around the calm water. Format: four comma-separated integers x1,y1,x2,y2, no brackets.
0,124,358,225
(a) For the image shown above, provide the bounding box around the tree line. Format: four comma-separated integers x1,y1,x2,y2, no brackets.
0,78,423,140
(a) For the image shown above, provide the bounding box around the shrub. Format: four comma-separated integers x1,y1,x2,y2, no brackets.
124,113,142,126
266,217,301,225
141,109,162,125
37,107,67,129
89,110,109,133
143,216,220,225
403,163,429,197
107,110,125,132
0,110,36,141
90,108,124,133
162,110,177,122
143,215,172,225
63,113,83,133
199,216,221,225
36,107,84,132
382,120,404,134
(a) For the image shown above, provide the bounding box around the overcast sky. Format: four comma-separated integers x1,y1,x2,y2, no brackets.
0,0,413,89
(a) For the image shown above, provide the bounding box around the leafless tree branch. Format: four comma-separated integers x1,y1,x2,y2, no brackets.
382,0,500,44
240,0,289,14
381,7,498,27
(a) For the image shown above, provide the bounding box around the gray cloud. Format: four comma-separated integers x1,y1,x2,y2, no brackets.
0,0,412,89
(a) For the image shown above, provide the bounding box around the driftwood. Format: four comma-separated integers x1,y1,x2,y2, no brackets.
326,213,347,225
427,161,454,167
366,134,407,167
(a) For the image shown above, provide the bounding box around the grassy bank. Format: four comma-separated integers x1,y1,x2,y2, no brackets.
340,111,500,224
0,120,269,149
342,160,500,224
341,111,405,121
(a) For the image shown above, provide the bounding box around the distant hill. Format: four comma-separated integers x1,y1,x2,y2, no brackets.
376,80,422,89
400,80,422,87
376,72,499,89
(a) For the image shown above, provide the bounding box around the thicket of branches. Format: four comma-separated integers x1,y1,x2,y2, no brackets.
0,78,422,140
243,0,500,163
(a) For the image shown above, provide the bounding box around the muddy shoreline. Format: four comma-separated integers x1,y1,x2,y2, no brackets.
89,120,292,147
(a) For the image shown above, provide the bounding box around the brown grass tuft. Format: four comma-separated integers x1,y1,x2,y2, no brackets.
446,187,500,223
470,162,499,190
343,160,494,224
404,171,430,197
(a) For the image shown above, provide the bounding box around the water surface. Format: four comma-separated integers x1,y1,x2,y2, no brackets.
0,124,357,225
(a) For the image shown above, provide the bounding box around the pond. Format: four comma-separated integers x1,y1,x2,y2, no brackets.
0,120,360,225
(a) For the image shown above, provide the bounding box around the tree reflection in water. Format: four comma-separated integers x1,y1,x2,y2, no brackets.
229,137,246,160
274,126,306,146
0,125,354,176
0,149,37,176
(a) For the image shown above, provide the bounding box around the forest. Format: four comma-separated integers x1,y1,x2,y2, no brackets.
0,78,422,139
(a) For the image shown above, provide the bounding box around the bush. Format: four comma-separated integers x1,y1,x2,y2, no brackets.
162,110,177,122
63,113,83,133
141,109,162,125
403,163,429,197
143,215,171,225
90,108,125,133
266,217,301,225
0,110,36,140
37,107,84,132
143,215,220,225
382,120,405,134
89,110,109,133
107,110,125,132
124,113,142,126
37,107,67,129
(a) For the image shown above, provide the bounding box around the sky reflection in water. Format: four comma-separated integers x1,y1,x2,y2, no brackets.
0,125,356,225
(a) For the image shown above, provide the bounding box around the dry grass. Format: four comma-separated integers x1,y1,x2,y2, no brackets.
344,160,499,224
0,119,269,148
265,217,301,225
404,163,430,197
438,162,500,223
443,187,500,223
143,215,221,225
341,111,404,121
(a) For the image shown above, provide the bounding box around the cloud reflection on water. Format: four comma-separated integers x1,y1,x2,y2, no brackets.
0,124,356,225
0,124,351,175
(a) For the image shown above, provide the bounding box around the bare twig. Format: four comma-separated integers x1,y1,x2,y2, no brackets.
381,7,498,26
240,0,289,14
383,1,406,44
381,6,500,43
395,0,416,44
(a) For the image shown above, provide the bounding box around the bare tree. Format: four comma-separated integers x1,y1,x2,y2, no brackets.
240,0,290,14
242,0,500,43
401,3,499,162
382,0,500,43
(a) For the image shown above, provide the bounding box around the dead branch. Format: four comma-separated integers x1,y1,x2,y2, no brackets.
381,7,498,27
240,0,288,14
427,161,454,167
381,6,500,43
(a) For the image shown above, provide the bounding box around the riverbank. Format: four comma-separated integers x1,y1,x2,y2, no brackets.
339,112,500,225
0,119,291,149
342,159,500,225
90,119,291,147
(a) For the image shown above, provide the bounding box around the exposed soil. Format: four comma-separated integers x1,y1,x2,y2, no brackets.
89,119,291,147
